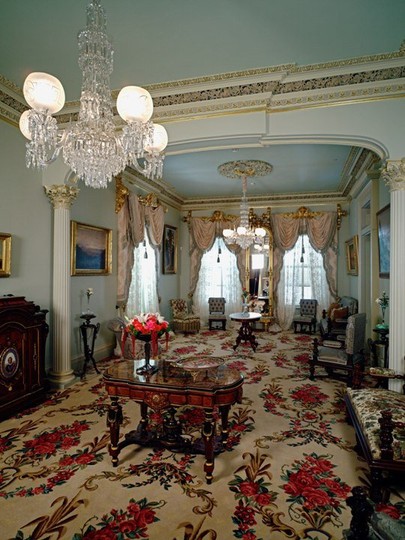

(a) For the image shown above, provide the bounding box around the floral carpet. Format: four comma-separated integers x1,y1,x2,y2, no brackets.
1,327,404,539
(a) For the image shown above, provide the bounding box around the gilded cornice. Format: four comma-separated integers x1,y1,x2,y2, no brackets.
2,46,404,126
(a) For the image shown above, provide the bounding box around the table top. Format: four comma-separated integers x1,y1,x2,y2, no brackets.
230,312,262,322
103,357,243,392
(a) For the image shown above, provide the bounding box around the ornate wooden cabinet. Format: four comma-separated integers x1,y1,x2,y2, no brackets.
0,295,48,420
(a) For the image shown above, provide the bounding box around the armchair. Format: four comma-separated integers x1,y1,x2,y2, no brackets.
293,299,318,334
310,312,366,386
208,297,227,330
170,298,200,334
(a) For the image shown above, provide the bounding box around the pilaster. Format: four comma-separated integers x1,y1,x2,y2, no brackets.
381,158,405,391
44,185,80,388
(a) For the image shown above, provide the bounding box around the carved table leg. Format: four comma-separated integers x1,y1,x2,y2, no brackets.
202,408,216,484
220,405,231,440
107,397,123,467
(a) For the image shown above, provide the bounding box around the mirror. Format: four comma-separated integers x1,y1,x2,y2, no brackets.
0,233,11,277
246,227,273,316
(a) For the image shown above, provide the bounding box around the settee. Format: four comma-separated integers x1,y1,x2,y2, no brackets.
345,367,405,503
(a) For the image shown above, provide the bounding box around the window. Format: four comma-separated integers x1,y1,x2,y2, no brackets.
277,234,330,329
195,238,242,323
126,229,159,315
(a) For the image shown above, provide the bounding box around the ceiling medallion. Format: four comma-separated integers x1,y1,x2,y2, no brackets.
217,160,273,179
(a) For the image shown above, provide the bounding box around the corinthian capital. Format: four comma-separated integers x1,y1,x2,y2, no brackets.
44,185,80,209
381,158,405,191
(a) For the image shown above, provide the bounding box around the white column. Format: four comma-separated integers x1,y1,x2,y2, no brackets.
45,185,79,388
382,158,405,391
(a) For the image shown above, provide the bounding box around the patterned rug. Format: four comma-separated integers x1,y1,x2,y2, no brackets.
1,328,404,539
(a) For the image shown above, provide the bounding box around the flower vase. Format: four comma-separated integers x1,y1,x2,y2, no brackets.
136,336,158,375
242,302,249,315
376,307,388,329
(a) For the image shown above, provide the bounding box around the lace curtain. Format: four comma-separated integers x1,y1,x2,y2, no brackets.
126,229,159,316
117,192,164,308
277,235,331,330
271,211,338,330
194,237,243,324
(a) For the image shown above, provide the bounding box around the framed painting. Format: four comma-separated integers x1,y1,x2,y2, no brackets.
0,233,11,277
71,221,112,276
345,235,359,276
163,225,177,274
377,204,390,278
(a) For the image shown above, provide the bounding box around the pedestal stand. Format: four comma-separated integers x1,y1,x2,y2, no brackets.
80,312,100,378
136,339,158,375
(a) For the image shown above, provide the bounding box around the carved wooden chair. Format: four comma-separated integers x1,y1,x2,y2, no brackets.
170,298,200,334
208,297,227,330
310,312,366,386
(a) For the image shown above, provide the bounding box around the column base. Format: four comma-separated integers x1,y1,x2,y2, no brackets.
47,369,77,390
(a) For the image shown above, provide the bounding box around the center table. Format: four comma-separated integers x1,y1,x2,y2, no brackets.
103,357,243,483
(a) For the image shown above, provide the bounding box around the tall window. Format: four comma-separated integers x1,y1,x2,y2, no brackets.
277,234,330,330
126,228,159,316
195,237,242,323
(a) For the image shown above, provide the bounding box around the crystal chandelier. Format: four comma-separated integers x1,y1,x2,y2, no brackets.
19,0,168,189
219,160,273,250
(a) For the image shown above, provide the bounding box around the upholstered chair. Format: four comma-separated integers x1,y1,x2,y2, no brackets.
170,299,200,334
320,296,358,339
208,297,227,330
310,312,366,386
293,299,318,334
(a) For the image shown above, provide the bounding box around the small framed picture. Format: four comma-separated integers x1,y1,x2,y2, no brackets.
376,204,390,278
163,225,177,274
345,235,359,276
71,221,112,276
0,233,11,277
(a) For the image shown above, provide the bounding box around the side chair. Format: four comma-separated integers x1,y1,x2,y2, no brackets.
208,297,227,330
293,299,318,334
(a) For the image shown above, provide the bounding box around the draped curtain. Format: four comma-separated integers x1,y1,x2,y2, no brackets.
188,216,245,300
117,193,165,309
194,237,243,323
271,211,338,330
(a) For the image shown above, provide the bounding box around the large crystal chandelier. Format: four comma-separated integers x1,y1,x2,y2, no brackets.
19,0,168,189
219,160,273,249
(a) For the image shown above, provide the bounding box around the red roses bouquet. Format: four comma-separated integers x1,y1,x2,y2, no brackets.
122,312,170,357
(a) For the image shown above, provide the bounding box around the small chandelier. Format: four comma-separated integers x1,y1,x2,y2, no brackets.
19,0,168,189
219,160,273,249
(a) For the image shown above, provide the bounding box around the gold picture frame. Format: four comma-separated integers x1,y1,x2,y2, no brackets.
0,233,11,277
345,235,359,276
163,225,177,274
71,221,112,276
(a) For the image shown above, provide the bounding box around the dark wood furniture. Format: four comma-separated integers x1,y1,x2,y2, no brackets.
0,295,48,420
344,485,405,539
103,358,243,484
371,327,389,369
345,371,405,502
80,312,100,378
293,299,318,334
230,312,261,351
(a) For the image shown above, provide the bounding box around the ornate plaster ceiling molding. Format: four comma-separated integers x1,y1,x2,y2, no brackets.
217,159,273,179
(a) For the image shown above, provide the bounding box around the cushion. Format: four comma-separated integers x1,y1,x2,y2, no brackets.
322,340,343,349
327,302,341,318
331,306,349,321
